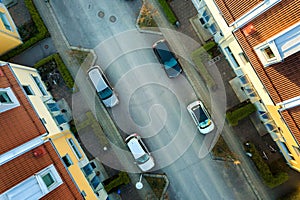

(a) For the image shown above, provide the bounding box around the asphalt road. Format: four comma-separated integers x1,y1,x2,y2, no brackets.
50,0,257,199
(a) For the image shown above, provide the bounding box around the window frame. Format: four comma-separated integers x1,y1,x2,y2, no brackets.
254,42,282,67
31,75,47,96
0,12,12,31
35,164,63,194
67,138,83,160
62,154,73,167
0,91,12,104
23,85,35,95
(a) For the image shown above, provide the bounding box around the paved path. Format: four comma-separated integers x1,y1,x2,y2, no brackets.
10,37,57,66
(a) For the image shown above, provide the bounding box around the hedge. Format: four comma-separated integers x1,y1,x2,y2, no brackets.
103,172,130,193
34,53,74,89
157,0,177,25
246,143,289,188
226,101,256,126
203,41,217,52
0,0,49,61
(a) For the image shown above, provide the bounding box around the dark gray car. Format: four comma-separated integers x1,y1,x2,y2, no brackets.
152,39,182,78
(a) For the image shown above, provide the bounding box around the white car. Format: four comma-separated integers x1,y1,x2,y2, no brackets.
125,133,155,172
187,100,214,134
88,66,119,108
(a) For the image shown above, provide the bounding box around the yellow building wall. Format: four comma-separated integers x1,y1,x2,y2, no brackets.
266,105,300,170
0,4,22,56
8,63,61,135
50,131,98,200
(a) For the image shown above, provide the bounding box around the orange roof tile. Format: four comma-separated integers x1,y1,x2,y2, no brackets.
0,64,46,154
214,0,262,25
281,108,300,144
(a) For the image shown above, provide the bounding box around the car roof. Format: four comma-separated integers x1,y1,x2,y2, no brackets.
88,66,108,91
154,41,174,62
126,137,146,158
192,104,208,122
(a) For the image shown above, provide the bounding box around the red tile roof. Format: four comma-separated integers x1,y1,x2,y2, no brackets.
281,108,300,144
239,0,300,47
0,142,83,199
0,64,82,199
229,0,300,144
0,64,46,154
214,0,262,25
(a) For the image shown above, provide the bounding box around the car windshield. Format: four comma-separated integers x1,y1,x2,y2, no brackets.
164,57,178,69
199,119,211,129
98,87,113,100
136,154,150,164
192,105,208,124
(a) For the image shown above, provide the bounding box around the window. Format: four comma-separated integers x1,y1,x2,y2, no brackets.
254,42,281,66
262,46,275,60
42,173,55,188
0,12,12,31
54,114,67,125
224,47,239,68
91,176,101,189
68,138,82,160
0,88,20,113
0,91,12,103
239,52,249,64
82,163,94,176
47,103,60,112
37,165,63,193
62,154,73,167
202,10,210,22
208,23,217,35
32,75,47,95
23,85,34,95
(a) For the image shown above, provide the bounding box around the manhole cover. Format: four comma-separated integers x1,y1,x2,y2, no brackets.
109,15,116,23
98,11,105,18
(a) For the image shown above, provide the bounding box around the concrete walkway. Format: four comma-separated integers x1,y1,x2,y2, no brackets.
10,37,57,67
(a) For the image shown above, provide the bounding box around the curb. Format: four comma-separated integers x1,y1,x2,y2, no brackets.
143,173,169,200
135,1,163,36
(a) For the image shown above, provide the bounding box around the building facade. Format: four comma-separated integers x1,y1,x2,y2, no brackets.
0,62,108,199
0,1,22,56
0,63,83,199
191,0,300,171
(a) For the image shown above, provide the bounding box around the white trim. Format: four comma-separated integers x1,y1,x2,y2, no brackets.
0,87,20,113
35,164,63,194
278,96,300,111
0,136,44,166
231,0,281,29
254,41,282,67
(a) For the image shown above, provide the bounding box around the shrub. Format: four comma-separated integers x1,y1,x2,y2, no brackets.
157,0,177,25
203,41,217,52
103,172,130,193
34,53,75,89
0,0,49,61
246,143,289,188
226,101,256,126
